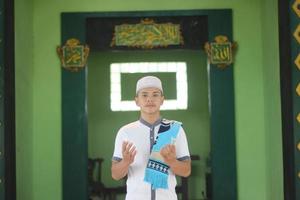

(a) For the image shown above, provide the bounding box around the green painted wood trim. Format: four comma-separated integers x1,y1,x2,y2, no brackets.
0,0,4,198
61,9,236,200
61,14,88,200
208,11,237,200
289,0,300,198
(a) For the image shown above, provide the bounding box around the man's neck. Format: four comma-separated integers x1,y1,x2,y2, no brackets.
140,113,161,125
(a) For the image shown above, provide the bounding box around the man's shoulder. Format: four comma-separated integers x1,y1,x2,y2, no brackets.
119,120,140,131
158,119,183,133
161,118,182,126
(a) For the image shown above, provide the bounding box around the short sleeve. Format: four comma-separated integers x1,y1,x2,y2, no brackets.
112,128,126,162
175,126,190,161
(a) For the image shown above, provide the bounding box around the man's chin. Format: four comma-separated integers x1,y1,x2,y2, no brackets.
143,109,159,115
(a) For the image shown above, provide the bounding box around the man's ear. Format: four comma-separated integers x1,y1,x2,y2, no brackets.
135,96,139,106
160,96,165,105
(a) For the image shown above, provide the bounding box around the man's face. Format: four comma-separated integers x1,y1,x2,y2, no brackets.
135,87,164,115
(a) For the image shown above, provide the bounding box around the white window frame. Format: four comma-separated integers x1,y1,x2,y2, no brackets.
110,62,188,111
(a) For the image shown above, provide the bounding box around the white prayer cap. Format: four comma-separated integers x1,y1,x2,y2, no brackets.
136,76,163,94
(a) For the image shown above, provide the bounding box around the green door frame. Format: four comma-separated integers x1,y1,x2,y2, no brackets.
0,0,4,198
61,10,236,200
280,0,300,199
1,0,16,199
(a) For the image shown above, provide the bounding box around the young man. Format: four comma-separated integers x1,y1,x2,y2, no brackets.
111,76,191,200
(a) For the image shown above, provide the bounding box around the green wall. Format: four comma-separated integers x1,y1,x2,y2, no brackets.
14,0,283,200
15,0,34,199
88,50,209,199
261,1,283,200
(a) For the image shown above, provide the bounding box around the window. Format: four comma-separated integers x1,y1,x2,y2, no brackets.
110,62,188,111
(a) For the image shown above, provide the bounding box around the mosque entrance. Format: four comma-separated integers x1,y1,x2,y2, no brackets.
60,10,236,200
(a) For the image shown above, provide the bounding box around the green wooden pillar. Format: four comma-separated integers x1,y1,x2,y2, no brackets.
0,0,15,199
290,0,300,199
207,10,237,200
61,14,88,200
0,0,4,198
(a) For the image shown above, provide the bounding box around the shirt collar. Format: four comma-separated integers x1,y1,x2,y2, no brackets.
139,117,162,128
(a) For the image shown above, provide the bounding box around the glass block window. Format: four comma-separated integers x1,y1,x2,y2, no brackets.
110,62,188,111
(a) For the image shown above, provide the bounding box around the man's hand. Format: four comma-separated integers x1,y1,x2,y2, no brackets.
160,144,191,177
160,144,176,165
112,141,137,180
122,141,137,165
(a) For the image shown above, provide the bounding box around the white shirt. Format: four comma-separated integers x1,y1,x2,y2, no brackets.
112,118,190,200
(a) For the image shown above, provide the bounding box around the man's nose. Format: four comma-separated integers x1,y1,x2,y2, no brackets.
146,96,154,101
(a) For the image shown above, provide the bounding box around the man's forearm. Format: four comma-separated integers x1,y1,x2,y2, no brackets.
111,160,130,180
169,159,191,177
